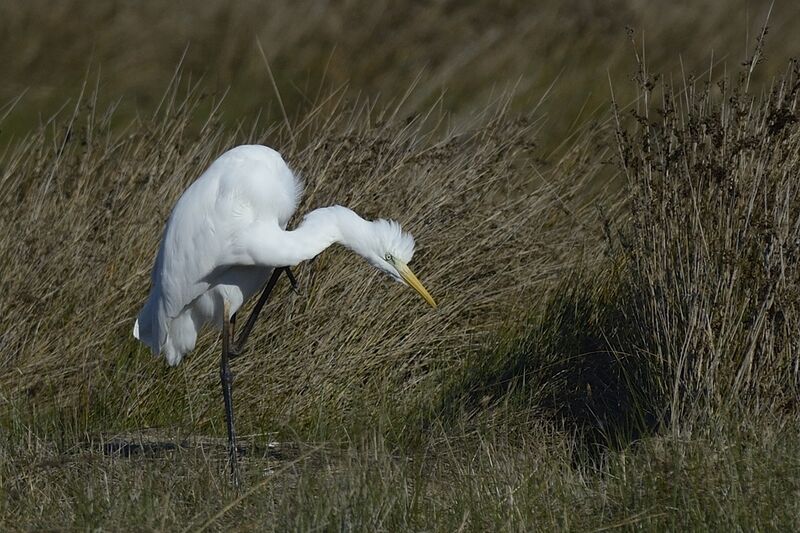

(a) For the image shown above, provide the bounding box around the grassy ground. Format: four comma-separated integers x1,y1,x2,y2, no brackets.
2,1,800,531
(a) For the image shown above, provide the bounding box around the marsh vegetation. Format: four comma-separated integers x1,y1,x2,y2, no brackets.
1,1,799,530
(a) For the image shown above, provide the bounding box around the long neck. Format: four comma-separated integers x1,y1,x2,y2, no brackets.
269,205,374,267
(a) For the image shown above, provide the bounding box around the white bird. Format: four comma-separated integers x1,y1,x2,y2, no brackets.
133,144,436,483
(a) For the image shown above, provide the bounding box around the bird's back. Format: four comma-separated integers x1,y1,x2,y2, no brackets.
134,145,302,365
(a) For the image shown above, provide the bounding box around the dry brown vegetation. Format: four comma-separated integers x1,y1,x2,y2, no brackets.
0,84,602,437
1,1,800,531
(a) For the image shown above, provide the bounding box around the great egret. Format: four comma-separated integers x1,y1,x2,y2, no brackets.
133,144,436,483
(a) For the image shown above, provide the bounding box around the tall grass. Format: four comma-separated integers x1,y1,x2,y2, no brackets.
614,56,800,420
2,2,800,530
434,56,800,455
0,77,605,444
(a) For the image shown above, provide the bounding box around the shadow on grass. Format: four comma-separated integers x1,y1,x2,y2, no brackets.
101,438,183,458
98,432,298,461
428,269,665,465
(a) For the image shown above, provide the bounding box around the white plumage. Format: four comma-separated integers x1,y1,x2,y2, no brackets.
134,144,435,366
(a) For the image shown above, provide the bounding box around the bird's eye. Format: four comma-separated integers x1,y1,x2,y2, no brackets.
384,253,393,262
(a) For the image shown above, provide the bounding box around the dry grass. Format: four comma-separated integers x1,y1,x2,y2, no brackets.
430,57,800,468
613,55,800,418
0,80,603,440
2,1,800,531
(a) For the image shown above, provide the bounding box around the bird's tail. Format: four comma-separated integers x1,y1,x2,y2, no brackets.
133,296,197,366
133,296,159,355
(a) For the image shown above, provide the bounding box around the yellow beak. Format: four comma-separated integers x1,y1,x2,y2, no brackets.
395,260,437,308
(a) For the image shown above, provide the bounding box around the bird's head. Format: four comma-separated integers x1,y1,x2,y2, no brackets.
360,219,437,308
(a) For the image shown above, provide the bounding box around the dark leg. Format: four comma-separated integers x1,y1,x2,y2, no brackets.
285,267,301,294
221,300,241,487
230,267,296,356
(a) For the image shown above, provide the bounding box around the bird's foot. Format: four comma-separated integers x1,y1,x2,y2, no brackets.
285,268,302,295
228,345,244,359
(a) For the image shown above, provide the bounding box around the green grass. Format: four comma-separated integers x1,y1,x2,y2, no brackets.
3,402,798,530
2,1,800,531
2,1,799,151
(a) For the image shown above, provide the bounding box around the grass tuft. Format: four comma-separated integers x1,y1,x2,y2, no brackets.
2,3,800,530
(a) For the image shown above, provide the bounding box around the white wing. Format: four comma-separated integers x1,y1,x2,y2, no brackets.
134,145,302,357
